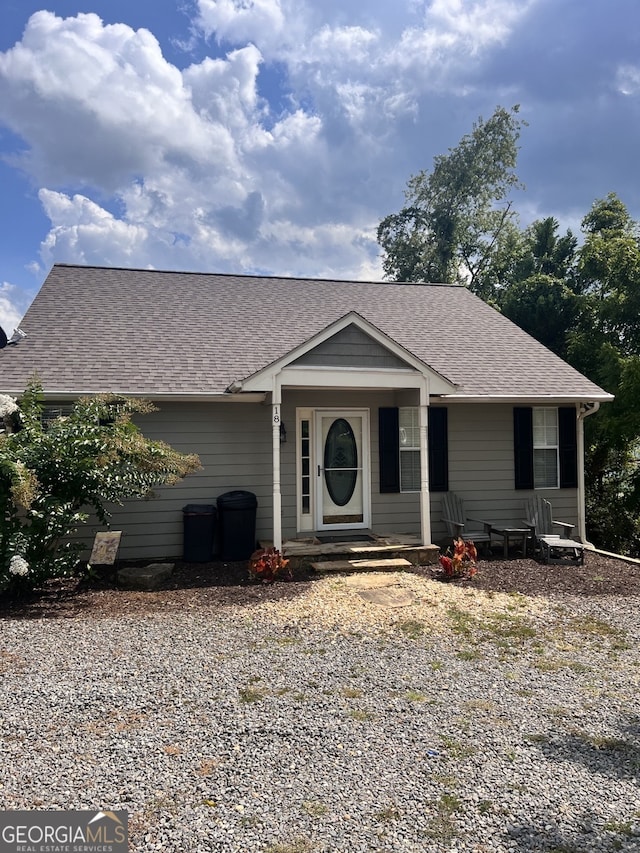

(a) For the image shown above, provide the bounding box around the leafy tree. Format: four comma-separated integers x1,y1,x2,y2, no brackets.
568,194,640,553
500,274,579,358
497,217,579,357
512,217,578,283
0,382,201,594
493,197,640,552
380,111,640,554
377,105,525,296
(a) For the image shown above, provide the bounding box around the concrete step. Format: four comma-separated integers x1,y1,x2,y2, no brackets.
310,557,412,574
284,544,439,571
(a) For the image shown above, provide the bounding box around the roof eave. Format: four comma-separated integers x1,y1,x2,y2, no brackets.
1,389,267,403
440,393,615,404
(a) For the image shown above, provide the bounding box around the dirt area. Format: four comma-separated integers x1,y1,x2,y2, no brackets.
1,549,638,620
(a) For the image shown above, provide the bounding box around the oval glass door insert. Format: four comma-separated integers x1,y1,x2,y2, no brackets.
324,418,358,506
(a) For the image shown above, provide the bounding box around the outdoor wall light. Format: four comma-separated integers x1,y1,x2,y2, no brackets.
280,422,287,443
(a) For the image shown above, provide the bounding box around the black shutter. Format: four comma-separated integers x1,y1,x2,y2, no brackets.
379,407,400,493
514,407,534,490
559,406,578,488
428,407,448,492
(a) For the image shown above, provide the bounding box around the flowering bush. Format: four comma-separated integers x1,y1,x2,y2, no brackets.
0,394,19,433
248,547,292,584
438,538,478,580
1,381,201,596
0,395,18,419
8,555,29,576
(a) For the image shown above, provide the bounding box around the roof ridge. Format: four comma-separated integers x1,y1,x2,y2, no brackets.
50,263,461,288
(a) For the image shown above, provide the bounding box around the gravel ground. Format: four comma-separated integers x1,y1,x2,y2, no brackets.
1,552,639,852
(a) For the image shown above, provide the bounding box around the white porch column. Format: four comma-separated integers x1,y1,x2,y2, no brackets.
272,375,283,551
419,378,432,546
577,401,599,546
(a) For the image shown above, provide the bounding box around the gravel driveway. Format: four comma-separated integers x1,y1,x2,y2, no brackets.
1,555,639,852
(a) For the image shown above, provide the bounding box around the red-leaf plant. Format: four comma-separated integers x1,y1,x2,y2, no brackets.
248,547,292,584
439,538,478,580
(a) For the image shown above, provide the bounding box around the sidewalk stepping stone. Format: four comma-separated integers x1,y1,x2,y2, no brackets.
343,573,400,589
117,563,174,591
311,557,412,574
356,586,417,607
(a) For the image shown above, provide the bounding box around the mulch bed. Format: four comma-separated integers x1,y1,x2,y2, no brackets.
425,549,640,597
0,549,638,620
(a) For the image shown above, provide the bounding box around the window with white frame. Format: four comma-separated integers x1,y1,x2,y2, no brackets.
399,407,420,492
533,407,559,488
300,419,311,515
42,405,74,428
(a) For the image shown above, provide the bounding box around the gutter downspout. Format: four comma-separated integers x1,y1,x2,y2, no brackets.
577,401,600,546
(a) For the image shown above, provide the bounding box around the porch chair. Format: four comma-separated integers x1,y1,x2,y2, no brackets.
524,495,584,565
441,492,492,555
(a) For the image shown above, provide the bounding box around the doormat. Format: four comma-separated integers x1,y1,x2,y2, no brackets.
316,533,376,544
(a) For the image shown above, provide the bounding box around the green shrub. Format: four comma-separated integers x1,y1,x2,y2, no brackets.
0,381,201,594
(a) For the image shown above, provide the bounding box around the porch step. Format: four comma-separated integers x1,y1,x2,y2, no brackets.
311,557,412,574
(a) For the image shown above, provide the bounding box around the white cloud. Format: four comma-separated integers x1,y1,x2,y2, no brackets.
616,64,640,96
0,283,27,336
184,44,264,120
0,11,237,188
423,0,530,45
1,8,390,278
1,0,637,314
0,3,542,292
197,0,286,47
305,24,380,66
38,190,151,267
389,0,534,90
37,185,382,281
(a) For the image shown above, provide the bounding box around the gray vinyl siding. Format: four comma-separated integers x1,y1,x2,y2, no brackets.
71,397,579,561
431,403,579,543
291,325,415,370
81,401,273,561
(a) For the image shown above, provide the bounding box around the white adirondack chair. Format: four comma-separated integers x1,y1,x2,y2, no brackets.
524,495,584,565
441,492,492,554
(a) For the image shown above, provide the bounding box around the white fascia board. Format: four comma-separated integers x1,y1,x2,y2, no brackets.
11,390,267,403
280,366,423,390
440,393,615,404
143,393,267,403
254,365,456,393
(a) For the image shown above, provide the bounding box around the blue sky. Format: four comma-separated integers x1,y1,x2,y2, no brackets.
0,0,639,335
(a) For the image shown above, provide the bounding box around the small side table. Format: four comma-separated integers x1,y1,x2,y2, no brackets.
490,527,530,558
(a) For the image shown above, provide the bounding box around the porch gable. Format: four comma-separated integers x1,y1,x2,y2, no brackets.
237,312,458,395
290,324,413,370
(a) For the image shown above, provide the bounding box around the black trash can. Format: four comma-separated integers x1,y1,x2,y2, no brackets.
182,504,217,562
217,490,258,561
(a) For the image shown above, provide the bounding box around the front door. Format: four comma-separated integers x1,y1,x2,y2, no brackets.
315,410,370,531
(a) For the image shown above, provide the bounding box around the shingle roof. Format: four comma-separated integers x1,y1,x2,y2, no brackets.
0,264,612,401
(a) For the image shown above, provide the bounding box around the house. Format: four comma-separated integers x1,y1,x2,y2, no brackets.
0,264,613,561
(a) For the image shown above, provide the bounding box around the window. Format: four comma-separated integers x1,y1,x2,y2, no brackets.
514,406,577,490
399,407,420,492
379,406,448,494
300,419,311,515
533,408,559,488
42,405,74,427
